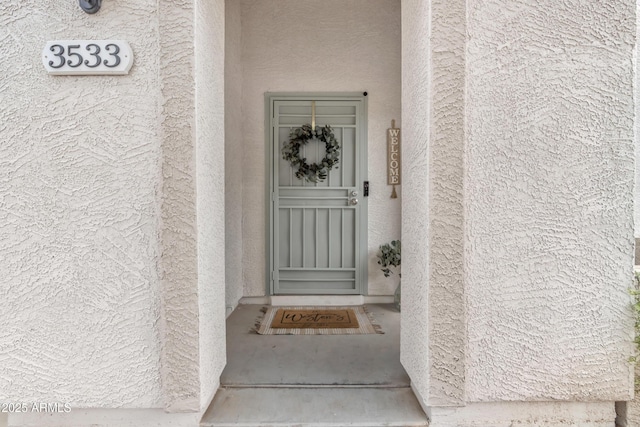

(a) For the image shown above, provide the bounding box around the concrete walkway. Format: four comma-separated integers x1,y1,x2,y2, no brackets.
220,304,410,387
202,303,428,427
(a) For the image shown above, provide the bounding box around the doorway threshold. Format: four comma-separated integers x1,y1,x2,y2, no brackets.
240,295,393,306
201,386,429,427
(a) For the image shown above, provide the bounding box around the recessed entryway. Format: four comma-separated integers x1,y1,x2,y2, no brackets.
224,0,402,305
201,304,428,426
219,0,409,423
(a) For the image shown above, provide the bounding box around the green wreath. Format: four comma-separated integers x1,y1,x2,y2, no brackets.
282,124,340,183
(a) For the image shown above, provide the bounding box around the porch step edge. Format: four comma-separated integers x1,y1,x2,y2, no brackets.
200,387,429,427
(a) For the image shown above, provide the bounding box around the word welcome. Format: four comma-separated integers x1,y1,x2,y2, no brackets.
283,312,347,323
387,128,401,185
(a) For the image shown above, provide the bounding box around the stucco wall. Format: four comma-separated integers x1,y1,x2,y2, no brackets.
628,2,640,422
402,0,636,413
465,0,635,401
2,0,228,417
225,0,245,314
157,0,202,412
401,0,468,408
400,0,432,407
636,0,640,241
1,0,163,407
195,0,227,410
240,0,402,297
427,0,466,406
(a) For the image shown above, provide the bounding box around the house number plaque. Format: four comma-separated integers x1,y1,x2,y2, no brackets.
42,40,133,75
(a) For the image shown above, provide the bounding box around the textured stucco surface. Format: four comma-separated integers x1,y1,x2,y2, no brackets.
225,0,245,314
157,0,201,411
616,387,640,426
428,0,466,406
400,0,432,406
627,397,640,426
2,0,227,416
401,0,468,408
402,0,636,409
1,0,163,407
636,0,640,240
428,401,615,427
195,0,227,410
240,0,402,297
465,0,635,401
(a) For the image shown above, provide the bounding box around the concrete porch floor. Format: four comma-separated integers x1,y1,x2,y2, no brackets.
201,303,429,427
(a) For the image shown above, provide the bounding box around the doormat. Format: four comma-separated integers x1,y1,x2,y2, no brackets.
254,306,383,335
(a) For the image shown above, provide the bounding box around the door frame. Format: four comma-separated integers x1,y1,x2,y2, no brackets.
265,92,369,296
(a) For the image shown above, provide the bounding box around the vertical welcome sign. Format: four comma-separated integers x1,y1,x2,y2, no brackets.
387,120,401,198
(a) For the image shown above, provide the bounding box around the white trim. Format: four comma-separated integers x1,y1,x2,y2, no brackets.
239,296,271,305
272,295,366,306
239,295,393,306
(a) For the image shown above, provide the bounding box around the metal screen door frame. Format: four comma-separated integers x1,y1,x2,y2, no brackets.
265,92,369,295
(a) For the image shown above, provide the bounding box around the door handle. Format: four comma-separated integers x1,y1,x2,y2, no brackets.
350,198,359,206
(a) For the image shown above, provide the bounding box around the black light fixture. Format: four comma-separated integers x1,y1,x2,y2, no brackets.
79,0,102,14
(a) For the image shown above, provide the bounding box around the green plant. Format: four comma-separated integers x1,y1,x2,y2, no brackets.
377,240,401,277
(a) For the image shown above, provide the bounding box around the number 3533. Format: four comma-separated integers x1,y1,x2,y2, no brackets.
42,40,133,75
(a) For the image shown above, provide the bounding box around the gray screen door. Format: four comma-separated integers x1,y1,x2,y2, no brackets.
268,94,368,295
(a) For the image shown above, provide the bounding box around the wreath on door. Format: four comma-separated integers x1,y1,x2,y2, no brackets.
282,124,340,183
